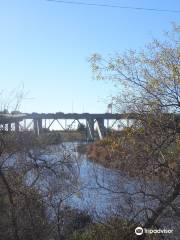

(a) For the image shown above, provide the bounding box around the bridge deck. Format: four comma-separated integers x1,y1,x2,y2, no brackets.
1,112,180,123
24,112,137,120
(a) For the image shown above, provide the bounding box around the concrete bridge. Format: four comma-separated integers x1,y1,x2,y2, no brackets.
0,112,179,141
0,112,136,141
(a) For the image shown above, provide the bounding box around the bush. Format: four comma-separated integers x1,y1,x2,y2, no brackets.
71,218,137,240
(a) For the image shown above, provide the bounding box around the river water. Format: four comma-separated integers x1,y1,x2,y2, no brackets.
43,142,162,221
2,141,177,237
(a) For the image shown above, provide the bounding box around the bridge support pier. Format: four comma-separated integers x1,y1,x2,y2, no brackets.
96,118,105,140
38,119,42,134
33,119,39,136
86,119,94,141
15,122,19,132
127,118,130,127
8,123,11,132
33,119,43,136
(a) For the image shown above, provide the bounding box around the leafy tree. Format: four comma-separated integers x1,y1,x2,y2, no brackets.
89,25,180,239
90,25,180,112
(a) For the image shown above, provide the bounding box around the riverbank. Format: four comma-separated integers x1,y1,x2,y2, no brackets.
0,130,87,145
77,133,180,182
77,140,119,169
39,131,86,144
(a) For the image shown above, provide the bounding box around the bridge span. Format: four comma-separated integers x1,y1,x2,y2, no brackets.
1,112,179,141
0,112,136,141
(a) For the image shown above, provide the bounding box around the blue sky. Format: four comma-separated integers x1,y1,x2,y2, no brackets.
0,0,179,113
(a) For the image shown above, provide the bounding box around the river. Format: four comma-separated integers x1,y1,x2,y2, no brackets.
40,141,162,221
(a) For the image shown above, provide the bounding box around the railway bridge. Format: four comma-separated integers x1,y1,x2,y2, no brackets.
0,112,136,141
0,112,179,141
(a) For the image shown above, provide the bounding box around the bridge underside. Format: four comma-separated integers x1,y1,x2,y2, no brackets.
0,113,134,141
20,118,129,141
2,112,178,140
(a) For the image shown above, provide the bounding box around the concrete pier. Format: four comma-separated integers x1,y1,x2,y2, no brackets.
15,122,19,132
86,119,94,141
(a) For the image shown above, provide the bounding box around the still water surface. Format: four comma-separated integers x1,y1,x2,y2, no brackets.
45,142,160,220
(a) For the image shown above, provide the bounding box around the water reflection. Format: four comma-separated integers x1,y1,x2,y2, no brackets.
46,142,161,220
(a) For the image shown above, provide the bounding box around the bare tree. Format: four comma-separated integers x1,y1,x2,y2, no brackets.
89,25,180,239
0,126,82,239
